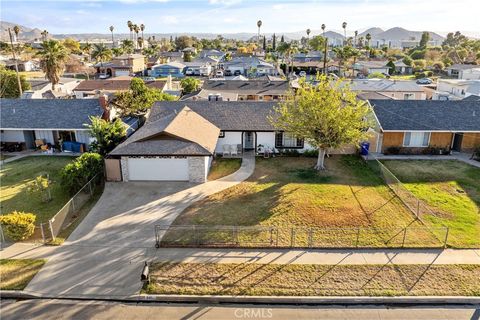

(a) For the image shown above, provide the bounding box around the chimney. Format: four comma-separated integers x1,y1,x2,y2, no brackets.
98,94,110,120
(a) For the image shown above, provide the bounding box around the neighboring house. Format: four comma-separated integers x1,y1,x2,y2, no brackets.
349,79,426,100
370,99,480,154
0,98,110,151
180,89,238,101
393,61,413,75
200,80,289,101
446,64,479,78
292,51,323,63
158,51,184,63
434,79,480,100
21,77,83,99
223,56,278,77
197,49,225,61
352,61,390,76
73,77,166,98
108,101,327,182
95,54,145,77
150,62,186,78
184,58,216,76
459,68,480,80
3,59,38,72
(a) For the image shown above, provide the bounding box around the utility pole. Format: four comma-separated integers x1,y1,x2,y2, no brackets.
323,38,328,75
7,28,22,96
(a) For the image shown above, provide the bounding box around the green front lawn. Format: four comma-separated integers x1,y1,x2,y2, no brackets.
208,158,242,180
0,154,14,161
167,156,440,247
146,262,480,296
0,259,46,290
0,156,75,223
382,160,480,248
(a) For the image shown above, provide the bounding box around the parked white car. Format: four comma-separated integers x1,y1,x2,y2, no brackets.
215,70,224,77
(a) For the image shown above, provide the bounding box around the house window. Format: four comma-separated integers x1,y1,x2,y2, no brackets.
403,132,430,147
403,93,415,100
275,132,304,148
219,131,225,138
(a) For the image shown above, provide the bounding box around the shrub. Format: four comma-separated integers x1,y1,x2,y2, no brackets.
0,211,36,241
473,145,480,160
281,149,300,157
61,153,103,195
368,72,386,79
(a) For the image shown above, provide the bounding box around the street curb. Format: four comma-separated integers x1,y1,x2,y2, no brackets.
1,291,479,305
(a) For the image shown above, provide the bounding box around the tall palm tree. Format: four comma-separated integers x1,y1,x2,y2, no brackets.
257,20,262,46
321,24,326,37
13,25,20,41
333,46,353,77
92,43,112,74
41,30,49,41
7,27,22,95
365,33,371,47
140,24,145,43
109,26,115,47
306,28,311,48
133,25,140,49
354,30,358,48
36,40,68,90
277,42,298,76
127,21,133,40
83,42,93,61
342,22,347,45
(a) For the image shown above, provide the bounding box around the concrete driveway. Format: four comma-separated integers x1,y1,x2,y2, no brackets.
24,154,255,298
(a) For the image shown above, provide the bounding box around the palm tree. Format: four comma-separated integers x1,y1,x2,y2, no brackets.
277,41,298,76
127,21,133,40
83,42,93,61
306,28,311,40
133,25,140,49
257,20,262,46
140,24,145,43
365,33,371,47
41,30,48,41
112,47,123,57
121,39,134,54
333,46,353,77
354,30,358,48
321,24,326,37
342,22,347,45
7,27,22,95
13,25,20,41
36,40,68,90
109,26,115,47
92,43,112,74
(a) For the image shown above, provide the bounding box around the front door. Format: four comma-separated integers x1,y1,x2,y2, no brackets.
244,132,254,150
452,133,463,151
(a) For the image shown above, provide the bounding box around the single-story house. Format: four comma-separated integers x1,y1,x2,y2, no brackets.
21,77,83,99
158,51,184,63
197,49,225,61
150,62,186,78
222,57,278,77
0,98,110,151
184,59,215,76
393,61,413,75
200,80,289,101
459,68,480,80
370,99,480,154
292,51,323,63
108,101,332,182
446,64,479,78
349,79,426,100
434,79,480,101
352,61,390,76
3,59,39,72
95,54,145,78
73,77,166,98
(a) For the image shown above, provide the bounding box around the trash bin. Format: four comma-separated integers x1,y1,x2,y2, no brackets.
360,142,370,156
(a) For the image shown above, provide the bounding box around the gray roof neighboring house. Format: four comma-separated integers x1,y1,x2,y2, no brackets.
370,99,480,132
447,64,478,71
202,80,289,96
150,101,278,131
349,79,424,92
0,99,104,129
353,61,389,69
463,95,480,101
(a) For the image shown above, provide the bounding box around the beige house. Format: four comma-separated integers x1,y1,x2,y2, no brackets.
95,54,145,77
349,79,426,100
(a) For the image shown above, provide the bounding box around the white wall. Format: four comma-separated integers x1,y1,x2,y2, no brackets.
34,130,55,144
256,132,275,149
215,131,242,153
0,130,25,142
460,69,480,80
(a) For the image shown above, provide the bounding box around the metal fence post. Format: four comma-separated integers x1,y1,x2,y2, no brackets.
443,227,450,248
40,223,45,243
89,181,93,196
48,219,55,241
402,227,407,247
71,198,76,212
356,227,361,248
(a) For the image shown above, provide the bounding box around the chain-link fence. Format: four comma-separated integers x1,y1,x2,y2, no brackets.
155,224,449,249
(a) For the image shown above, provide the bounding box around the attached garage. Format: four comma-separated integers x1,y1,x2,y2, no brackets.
127,157,189,181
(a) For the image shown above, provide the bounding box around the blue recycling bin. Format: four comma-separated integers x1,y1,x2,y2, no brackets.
360,142,370,156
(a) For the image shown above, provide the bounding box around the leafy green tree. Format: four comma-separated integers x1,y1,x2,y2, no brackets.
402,55,413,66
333,46,354,76
386,60,396,75
63,38,81,54
92,44,112,69
175,36,193,50
180,77,201,94
272,33,276,51
114,78,176,117
0,67,31,98
121,39,134,54
61,153,103,195
269,75,371,170
26,173,52,203
308,36,326,52
0,211,36,241
419,32,430,48
36,40,68,90
277,41,298,75
86,117,126,156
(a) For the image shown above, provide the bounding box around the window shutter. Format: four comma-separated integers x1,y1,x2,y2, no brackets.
403,132,411,146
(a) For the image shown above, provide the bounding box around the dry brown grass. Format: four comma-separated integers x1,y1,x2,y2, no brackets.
146,262,480,296
0,259,45,290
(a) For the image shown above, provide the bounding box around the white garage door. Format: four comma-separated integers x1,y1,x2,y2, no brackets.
127,157,189,181
115,70,130,77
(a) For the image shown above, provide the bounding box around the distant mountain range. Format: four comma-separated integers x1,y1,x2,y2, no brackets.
2,20,477,43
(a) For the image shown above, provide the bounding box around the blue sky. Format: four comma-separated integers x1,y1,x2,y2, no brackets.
1,0,479,36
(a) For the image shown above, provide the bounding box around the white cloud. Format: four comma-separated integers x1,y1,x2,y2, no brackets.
161,15,179,25
209,0,242,6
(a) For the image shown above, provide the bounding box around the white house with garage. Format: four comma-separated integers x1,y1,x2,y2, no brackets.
107,101,358,183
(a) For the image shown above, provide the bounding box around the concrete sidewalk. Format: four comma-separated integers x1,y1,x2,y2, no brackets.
369,152,480,168
3,242,479,265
